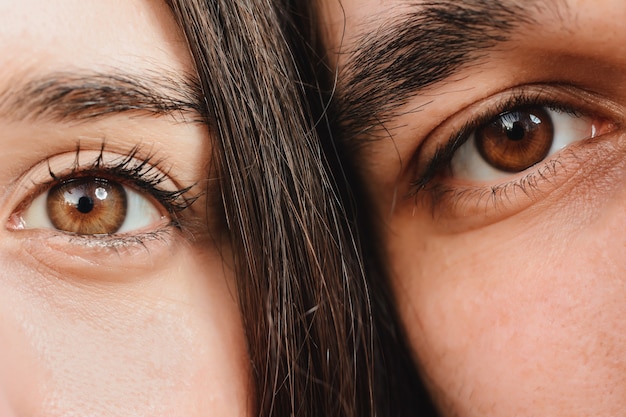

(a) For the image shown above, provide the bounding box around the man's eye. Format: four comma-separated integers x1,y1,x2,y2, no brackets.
450,106,597,181
19,177,164,235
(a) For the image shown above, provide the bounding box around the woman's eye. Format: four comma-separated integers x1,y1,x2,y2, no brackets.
19,177,164,235
450,106,598,181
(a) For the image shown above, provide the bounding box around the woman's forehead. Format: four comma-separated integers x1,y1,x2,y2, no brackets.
0,0,193,75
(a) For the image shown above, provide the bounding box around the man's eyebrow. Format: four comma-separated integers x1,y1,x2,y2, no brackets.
334,0,562,146
0,70,207,123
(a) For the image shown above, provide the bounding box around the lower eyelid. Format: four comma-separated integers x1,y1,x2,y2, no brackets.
416,160,562,231
8,226,181,283
417,136,615,231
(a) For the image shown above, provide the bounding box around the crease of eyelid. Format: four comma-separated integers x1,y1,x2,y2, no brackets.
0,69,208,124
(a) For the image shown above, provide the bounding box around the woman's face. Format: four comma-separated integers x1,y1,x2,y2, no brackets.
0,1,250,415
320,0,626,415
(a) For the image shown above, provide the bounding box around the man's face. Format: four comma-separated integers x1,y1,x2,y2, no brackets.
319,0,626,415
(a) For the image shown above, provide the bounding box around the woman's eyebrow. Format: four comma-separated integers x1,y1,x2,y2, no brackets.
335,0,564,146
0,70,206,123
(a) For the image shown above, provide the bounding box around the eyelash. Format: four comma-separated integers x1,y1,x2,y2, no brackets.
409,89,597,197
39,144,197,230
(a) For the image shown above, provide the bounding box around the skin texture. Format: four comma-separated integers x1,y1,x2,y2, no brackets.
0,1,250,416
319,0,626,415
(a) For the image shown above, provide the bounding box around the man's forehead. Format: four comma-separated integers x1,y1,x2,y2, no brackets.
319,0,570,62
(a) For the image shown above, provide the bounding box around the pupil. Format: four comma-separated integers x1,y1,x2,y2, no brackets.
77,196,95,214
507,121,526,141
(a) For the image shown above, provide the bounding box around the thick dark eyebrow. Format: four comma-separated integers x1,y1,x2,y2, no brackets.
334,0,562,146
0,70,207,123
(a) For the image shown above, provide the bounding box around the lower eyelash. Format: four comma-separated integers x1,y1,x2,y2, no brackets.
417,153,566,217
66,226,172,250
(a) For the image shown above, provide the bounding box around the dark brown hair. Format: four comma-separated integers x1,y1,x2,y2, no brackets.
278,1,441,416
165,1,377,417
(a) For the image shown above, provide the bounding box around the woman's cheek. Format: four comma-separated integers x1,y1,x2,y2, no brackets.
0,243,250,417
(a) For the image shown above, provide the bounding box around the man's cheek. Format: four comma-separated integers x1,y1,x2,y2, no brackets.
389,206,626,416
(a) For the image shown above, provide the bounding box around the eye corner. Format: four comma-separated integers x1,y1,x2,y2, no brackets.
592,117,621,139
6,211,26,232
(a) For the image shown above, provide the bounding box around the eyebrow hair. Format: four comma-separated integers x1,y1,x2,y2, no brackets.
0,70,207,123
334,0,561,147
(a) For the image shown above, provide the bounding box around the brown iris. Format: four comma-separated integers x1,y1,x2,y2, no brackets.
475,107,554,172
47,178,127,234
